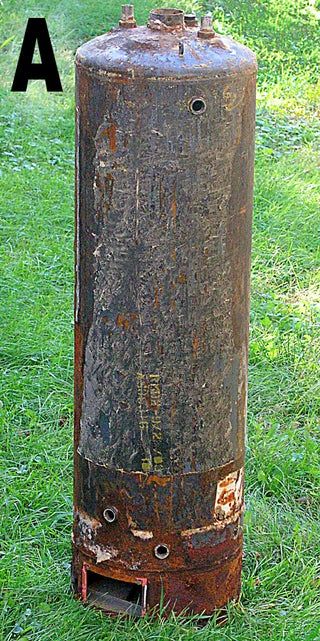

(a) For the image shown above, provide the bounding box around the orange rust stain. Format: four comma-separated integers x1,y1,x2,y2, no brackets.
116,313,137,330
145,392,152,410
239,206,247,215
219,490,236,505
192,335,200,356
127,514,138,529
154,287,160,309
116,314,130,330
115,77,130,85
170,298,176,311
171,192,177,221
177,272,187,284
146,474,171,487
219,479,230,488
106,123,117,152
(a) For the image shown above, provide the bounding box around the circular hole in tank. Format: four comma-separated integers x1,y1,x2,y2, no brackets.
189,97,206,115
154,543,170,559
103,506,118,523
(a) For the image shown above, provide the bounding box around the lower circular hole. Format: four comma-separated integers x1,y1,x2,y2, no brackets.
154,543,170,559
190,98,206,114
103,507,117,523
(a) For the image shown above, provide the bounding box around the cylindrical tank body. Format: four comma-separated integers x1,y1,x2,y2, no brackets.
73,7,256,617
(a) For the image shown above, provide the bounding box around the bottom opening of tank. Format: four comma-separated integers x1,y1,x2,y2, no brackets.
86,571,145,617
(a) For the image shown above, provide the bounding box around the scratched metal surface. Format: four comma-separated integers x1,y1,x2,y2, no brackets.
76,26,255,79
73,13,256,615
76,62,256,475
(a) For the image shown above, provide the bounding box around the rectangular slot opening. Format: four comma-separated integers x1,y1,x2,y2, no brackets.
84,568,147,617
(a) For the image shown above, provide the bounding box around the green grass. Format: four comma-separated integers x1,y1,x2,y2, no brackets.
0,0,319,639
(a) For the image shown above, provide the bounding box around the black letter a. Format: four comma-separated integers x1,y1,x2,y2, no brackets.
11,18,62,92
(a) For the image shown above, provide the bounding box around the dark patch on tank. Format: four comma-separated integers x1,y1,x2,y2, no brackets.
99,410,110,444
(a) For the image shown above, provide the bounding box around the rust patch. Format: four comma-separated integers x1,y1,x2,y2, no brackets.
171,188,177,222
154,287,160,309
177,272,187,284
105,122,117,152
215,468,244,520
74,511,119,563
192,334,200,356
116,313,137,330
170,298,176,311
146,473,170,486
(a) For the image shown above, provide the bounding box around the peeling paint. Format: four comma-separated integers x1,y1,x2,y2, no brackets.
74,511,118,563
131,529,154,540
76,511,102,540
215,467,244,520
96,545,118,563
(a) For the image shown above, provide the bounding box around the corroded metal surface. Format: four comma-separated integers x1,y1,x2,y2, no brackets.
73,7,256,616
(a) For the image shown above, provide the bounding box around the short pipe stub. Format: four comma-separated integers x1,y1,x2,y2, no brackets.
189,97,207,115
148,8,184,30
154,543,170,559
184,13,198,28
119,4,137,28
103,506,118,523
198,13,215,39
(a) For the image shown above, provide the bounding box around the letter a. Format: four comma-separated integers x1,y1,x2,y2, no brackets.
11,18,62,92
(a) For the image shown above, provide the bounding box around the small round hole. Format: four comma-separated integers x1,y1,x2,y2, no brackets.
189,98,206,115
103,506,118,523
154,543,170,559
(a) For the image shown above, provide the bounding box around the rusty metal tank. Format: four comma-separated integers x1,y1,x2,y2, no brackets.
73,5,256,617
